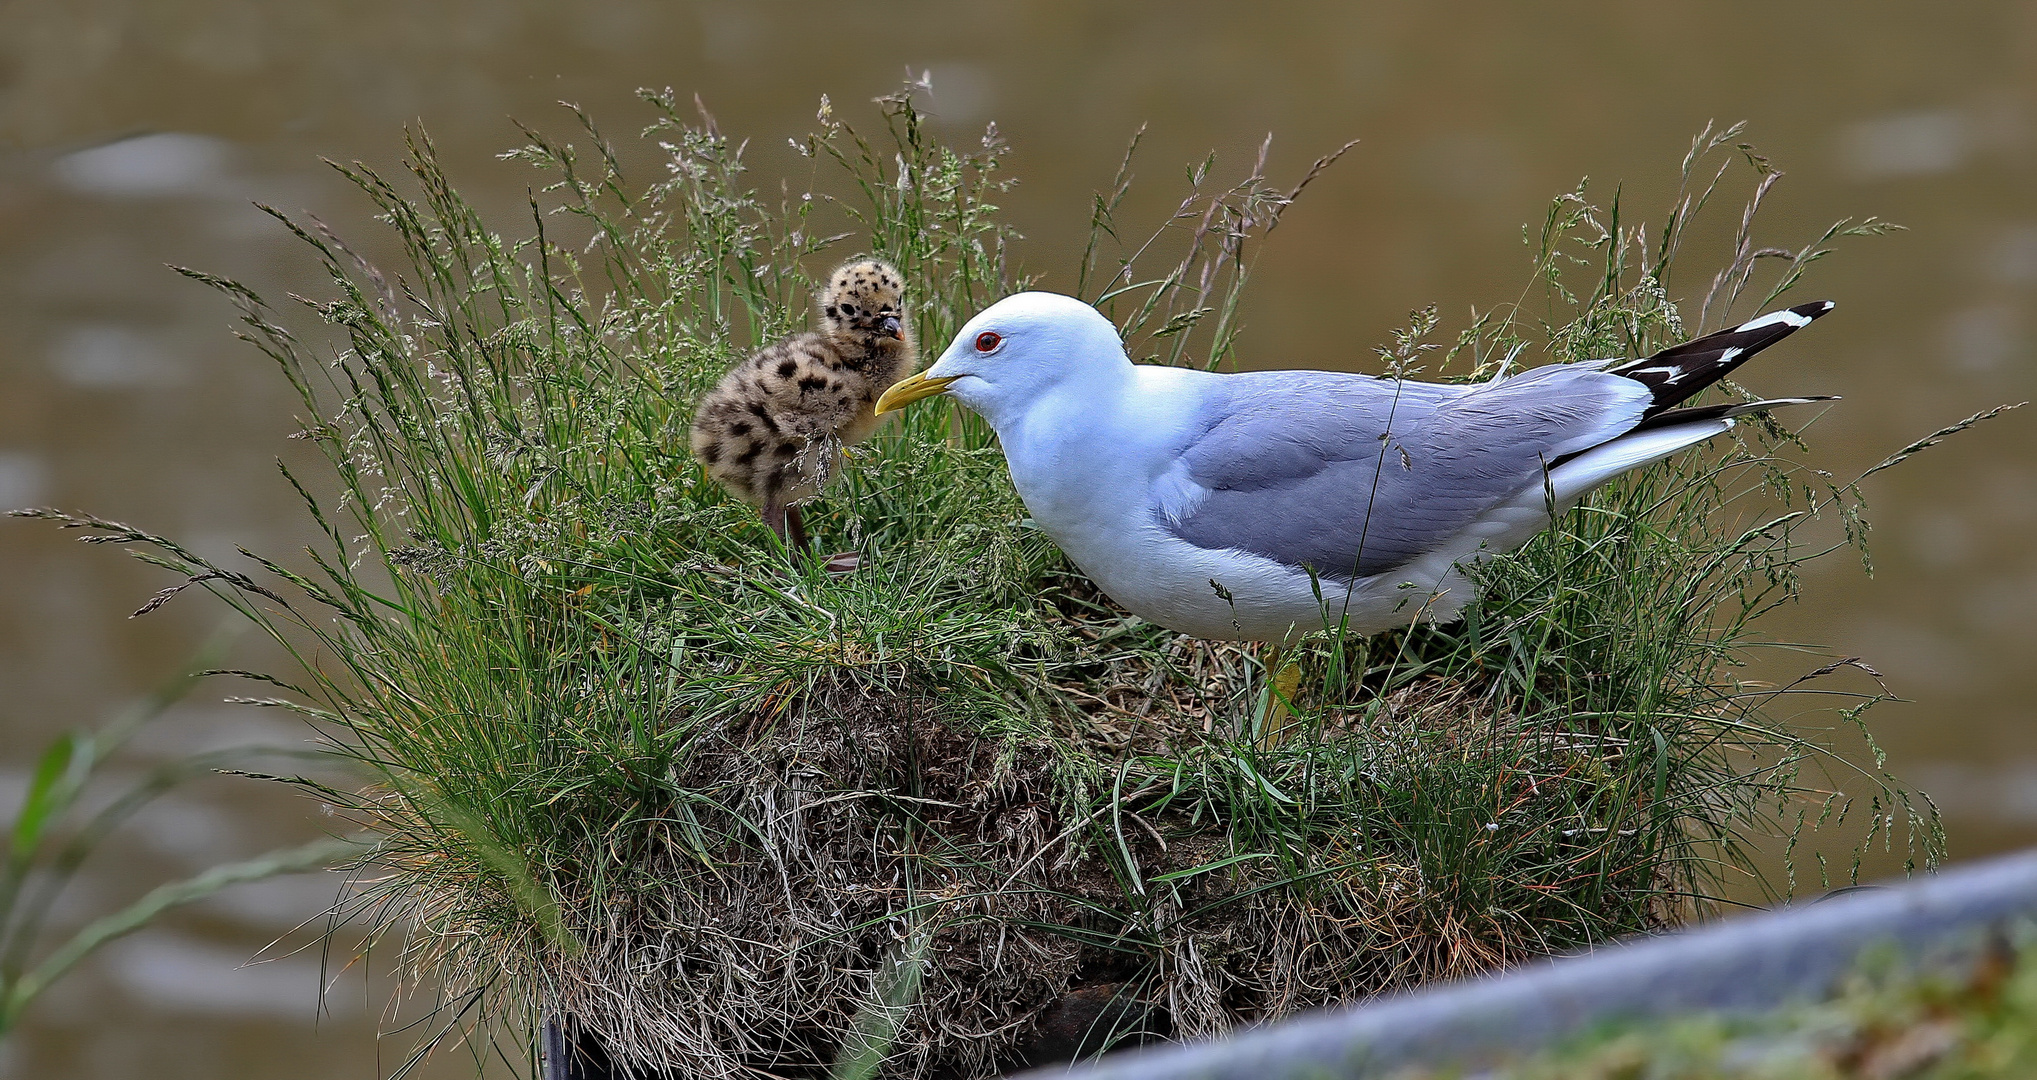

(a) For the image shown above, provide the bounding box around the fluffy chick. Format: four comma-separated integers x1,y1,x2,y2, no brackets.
690,258,917,558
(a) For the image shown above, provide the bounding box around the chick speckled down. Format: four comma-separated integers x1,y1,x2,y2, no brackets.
689,259,917,529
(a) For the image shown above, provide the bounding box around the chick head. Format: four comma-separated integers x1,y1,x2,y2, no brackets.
820,258,907,345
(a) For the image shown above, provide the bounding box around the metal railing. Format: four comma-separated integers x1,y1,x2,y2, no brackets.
1027,849,2037,1079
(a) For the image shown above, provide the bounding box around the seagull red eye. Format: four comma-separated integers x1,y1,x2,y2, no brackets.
975,331,1001,352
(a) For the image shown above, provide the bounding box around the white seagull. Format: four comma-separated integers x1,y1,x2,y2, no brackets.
875,293,1833,645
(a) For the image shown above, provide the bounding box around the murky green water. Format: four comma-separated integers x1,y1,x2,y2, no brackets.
2,2,2032,1076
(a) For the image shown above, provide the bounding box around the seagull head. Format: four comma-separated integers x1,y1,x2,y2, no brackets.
873,292,1128,427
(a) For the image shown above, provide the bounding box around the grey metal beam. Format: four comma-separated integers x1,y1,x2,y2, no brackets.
1032,849,2037,1079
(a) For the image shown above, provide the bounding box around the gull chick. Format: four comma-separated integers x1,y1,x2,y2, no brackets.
876,292,1836,643
690,258,916,563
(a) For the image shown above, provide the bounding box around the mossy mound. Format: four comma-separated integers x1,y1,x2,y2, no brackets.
512,668,1695,1078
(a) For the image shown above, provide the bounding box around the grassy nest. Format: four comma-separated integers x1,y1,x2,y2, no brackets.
520,672,1676,1078
27,85,1957,1077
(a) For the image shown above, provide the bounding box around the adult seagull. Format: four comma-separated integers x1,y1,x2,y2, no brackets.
875,293,1833,647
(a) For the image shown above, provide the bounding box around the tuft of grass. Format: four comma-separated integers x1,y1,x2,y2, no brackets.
21,90,1968,1077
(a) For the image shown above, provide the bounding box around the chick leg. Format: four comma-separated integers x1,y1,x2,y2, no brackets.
760,499,798,553
763,500,859,573
783,504,812,553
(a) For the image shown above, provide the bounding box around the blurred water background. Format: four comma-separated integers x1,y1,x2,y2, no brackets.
0,2,2032,1076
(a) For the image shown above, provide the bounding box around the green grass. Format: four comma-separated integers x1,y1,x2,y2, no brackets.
21,88,1965,1077
0,636,359,1039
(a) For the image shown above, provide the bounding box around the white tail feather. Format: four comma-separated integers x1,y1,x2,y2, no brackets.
1548,419,1734,504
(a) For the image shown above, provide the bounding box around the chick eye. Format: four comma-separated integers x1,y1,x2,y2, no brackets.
974,331,1001,352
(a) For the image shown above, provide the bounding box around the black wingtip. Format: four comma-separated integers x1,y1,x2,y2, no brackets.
1723,301,1836,335
1631,393,1841,431
1612,301,1837,413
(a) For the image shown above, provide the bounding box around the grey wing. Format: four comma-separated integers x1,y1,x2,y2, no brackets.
1163,365,1652,578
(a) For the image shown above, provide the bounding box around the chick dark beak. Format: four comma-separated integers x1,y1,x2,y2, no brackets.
879,315,903,339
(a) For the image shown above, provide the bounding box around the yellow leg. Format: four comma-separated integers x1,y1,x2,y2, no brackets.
1258,645,1304,748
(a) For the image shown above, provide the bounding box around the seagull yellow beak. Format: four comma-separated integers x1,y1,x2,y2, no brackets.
874,371,961,414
